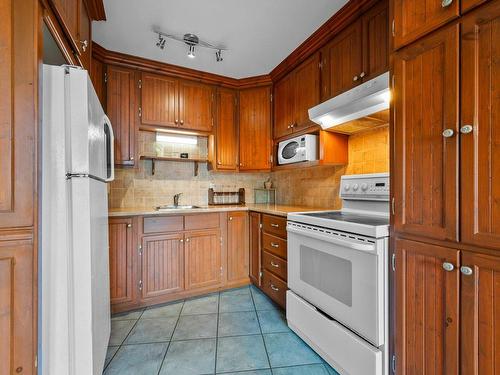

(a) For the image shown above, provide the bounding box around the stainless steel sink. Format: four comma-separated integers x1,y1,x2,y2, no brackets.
155,205,202,210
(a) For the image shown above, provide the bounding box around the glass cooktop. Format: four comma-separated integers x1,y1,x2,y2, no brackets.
302,211,389,226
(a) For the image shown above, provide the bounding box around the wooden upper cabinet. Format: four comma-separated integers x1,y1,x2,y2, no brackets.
460,2,500,251
362,0,389,81
239,87,272,171
393,24,459,242
462,0,491,13
50,0,79,47
214,88,238,170
227,212,249,283
322,20,363,99
392,0,459,50
179,80,214,132
249,211,261,286
293,53,321,132
461,251,500,375
106,65,136,166
141,233,184,299
140,73,178,128
273,73,294,139
77,0,91,70
395,239,460,375
109,217,135,306
184,229,222,290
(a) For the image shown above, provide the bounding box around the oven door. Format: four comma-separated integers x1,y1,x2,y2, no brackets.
287,221,387,346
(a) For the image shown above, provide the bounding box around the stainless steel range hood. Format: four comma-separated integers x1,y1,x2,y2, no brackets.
308,72,390,134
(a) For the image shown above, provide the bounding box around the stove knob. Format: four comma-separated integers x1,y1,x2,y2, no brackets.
352,183,359,191
361,183,368,191
344,184,350,191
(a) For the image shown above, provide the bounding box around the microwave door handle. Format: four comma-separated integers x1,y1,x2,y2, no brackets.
287,225,376,252
103,115,115,182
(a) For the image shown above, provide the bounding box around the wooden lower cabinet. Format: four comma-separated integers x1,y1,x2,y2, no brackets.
461,252,500,375
395,238,460,374
109,218,135,306
141,233,185,299
227,212,249,284
185,229,222,290
249,212,262,286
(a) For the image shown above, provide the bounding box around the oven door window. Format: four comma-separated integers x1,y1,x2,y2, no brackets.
281,141,299,159
300,245,352,306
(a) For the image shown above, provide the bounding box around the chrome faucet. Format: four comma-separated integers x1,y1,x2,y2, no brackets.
173,193,183,206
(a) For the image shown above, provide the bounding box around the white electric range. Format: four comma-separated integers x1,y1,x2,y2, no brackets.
286,173,390,375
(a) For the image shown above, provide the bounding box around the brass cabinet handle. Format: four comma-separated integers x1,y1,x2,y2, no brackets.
442,129,455,138
442,262,455,272
270,223,279,228
270,284,279,292
460,125,473,134
270,242,279,248
270,261,279,268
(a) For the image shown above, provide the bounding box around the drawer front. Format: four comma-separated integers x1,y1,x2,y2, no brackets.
143,216,183,234
262,214,287,238
262,233,287,259
184,213,220,230
262,270,287,308
262,251,287,281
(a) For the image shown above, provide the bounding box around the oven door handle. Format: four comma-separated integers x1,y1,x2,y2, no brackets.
287,225,376,252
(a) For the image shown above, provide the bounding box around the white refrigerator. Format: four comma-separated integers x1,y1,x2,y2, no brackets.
41,65,114,375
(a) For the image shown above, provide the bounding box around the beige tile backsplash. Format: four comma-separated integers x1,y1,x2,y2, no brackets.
108,127,389,209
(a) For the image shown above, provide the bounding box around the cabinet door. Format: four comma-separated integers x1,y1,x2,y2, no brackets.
461,2,500,250
293,53,320,132
51,0,79,48
393,24,459,241
273,73,294,139
215,88,238,170
185,229,222,290
140,73,178,128
77,0,91,70
90,57,105,108
395,239,459,375
322,20,362,99
179,80,214,132
141,234,184,298
106,65,136,166
239,87,272,171
392,0,459,50
0,241,34,375
362,0,389,81
227,212,249,283
109,218,135,306
249,212,261,286
461,252,500,375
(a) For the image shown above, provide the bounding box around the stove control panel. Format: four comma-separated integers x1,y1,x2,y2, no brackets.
340,173,389,201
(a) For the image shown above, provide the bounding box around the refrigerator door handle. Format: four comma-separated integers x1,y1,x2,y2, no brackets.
103,115,115,182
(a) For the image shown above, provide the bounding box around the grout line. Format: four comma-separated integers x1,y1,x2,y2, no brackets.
250,285,272,372
214,290,221,374
156,300,184,375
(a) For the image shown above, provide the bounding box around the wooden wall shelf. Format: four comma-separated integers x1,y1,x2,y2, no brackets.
140,156,207,176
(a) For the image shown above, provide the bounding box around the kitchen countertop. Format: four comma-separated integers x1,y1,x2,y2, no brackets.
108,203,329,218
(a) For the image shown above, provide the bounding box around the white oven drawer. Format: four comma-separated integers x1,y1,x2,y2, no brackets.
287,291,383,375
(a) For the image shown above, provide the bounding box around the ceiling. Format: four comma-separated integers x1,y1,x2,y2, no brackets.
92,0,348,79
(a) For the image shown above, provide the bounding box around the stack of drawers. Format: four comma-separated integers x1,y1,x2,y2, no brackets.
261,214,288,308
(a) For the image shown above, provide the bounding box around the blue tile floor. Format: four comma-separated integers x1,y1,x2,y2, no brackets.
104,285,340,375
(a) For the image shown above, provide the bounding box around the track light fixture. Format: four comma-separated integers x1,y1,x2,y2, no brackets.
153,27,227,62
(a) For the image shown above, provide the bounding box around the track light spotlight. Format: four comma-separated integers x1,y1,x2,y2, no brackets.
187,45,195,58
216,49,223,62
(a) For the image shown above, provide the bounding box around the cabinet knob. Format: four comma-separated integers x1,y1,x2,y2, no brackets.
353,75,359,82
442,129,455,138
80,40,88,52
175,119,179,125
460,266,473,276
127,224,132,228
185,238,190,242
229,217,233,221
442,262,455,272
442,0,453,7
291,123,295,128
180,120,184,125
359,72,365,78
287,125,290,129
460,125,473,134
180,239,184,243
217,161,222,165
130,156,134,161
239,163,243,166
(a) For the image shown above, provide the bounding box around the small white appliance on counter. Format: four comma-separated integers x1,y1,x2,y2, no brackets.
286,173,390,375
278,134,318,165
41,65,114,375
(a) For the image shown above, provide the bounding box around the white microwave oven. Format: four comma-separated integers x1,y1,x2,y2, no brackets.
278,134,318,165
